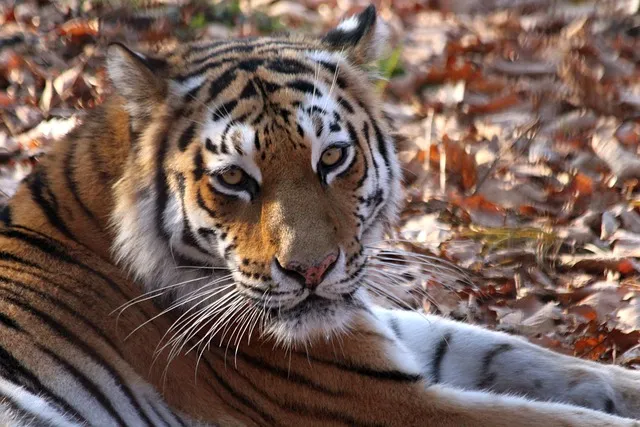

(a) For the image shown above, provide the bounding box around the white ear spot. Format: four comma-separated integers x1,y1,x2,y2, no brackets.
337,15,361,32
322,5,390,64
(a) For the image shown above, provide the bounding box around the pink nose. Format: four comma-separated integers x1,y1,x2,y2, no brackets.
278,252,338,289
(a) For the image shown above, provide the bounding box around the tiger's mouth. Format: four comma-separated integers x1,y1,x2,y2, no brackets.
233,261,369,342
263,290,360,318
258,287,368,342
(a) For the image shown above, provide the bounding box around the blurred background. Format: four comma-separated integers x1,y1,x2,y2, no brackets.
1,0,639,366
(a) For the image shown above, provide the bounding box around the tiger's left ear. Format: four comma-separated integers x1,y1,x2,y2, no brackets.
321,5,389,65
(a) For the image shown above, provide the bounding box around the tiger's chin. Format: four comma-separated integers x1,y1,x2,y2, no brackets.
261,288,369,345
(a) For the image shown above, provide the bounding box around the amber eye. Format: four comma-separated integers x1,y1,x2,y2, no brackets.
321,147,343,167
220,168,244,185
212,166,259,200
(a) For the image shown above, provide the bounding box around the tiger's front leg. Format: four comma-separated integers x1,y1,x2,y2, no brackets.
374,307,640,419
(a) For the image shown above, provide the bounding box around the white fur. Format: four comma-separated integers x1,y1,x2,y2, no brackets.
373,307,640,419
0,361,184,426
336,15,361,33
169,75,206,97
0,378,79,427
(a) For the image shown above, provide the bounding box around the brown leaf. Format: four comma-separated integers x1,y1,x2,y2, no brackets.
574,335,608,360
465,92,521,115
56,19,99,37
429,135,477,190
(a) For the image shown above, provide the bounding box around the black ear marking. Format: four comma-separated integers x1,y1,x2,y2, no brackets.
320,5,389,65
322,4,377,48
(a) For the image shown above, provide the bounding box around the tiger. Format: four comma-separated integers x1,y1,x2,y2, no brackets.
1,4,639,426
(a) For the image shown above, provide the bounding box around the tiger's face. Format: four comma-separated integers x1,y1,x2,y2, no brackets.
109,6,401,343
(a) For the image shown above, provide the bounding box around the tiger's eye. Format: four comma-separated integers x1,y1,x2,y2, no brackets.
321,147,343,167
220,168,243,185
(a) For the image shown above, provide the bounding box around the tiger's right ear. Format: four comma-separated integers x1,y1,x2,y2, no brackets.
106,43,169,126
321,5,390,65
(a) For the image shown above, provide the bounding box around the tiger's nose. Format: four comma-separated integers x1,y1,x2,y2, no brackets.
275,252,339,290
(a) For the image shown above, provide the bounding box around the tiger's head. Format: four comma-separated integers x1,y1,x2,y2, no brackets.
108,5,401,343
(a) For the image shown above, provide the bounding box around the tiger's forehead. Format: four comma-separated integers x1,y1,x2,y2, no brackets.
171,43,355,181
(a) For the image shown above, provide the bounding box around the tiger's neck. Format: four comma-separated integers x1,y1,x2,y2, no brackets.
6,98,132,260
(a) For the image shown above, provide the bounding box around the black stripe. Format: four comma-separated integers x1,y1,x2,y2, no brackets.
189,40,300,65
180,44,316,86
346,123,365,177
388,315,402,340
207,68,237,103
477,343,513,389
236,352,345,397
605,398,616,415
292,351,422,383
239,80,258,99
0,311,20,330
25,169,75,241
431,333,451,384
193,149,204,181
178,123,196,151
0,228,138,308
236,58,265,72
0,345,87,425
145,396,187,427
0,251,105,301
307,105,327,116
253,132,261,151
219,122,233,154
189,44,256,67
197,227,216,242
287,80,323,96
0,392,63,427
266,58,313,75
187,39,231,55
337,96,354,114
0,274,124,359
213,350,384,427
1,294,156,427
175,173,211,256
0,250,41,270
63,141,102,228
205,137,218,154
362,121,379,177
0,205,11,226
196,188,217,219
363,106,391,177
39,347,129,426
211,99,238,121
199,357,274,426
143,397,171,427
155,132,171,241
317,61,348,89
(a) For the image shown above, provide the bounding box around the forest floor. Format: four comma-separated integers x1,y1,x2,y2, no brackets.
1,0,639,368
